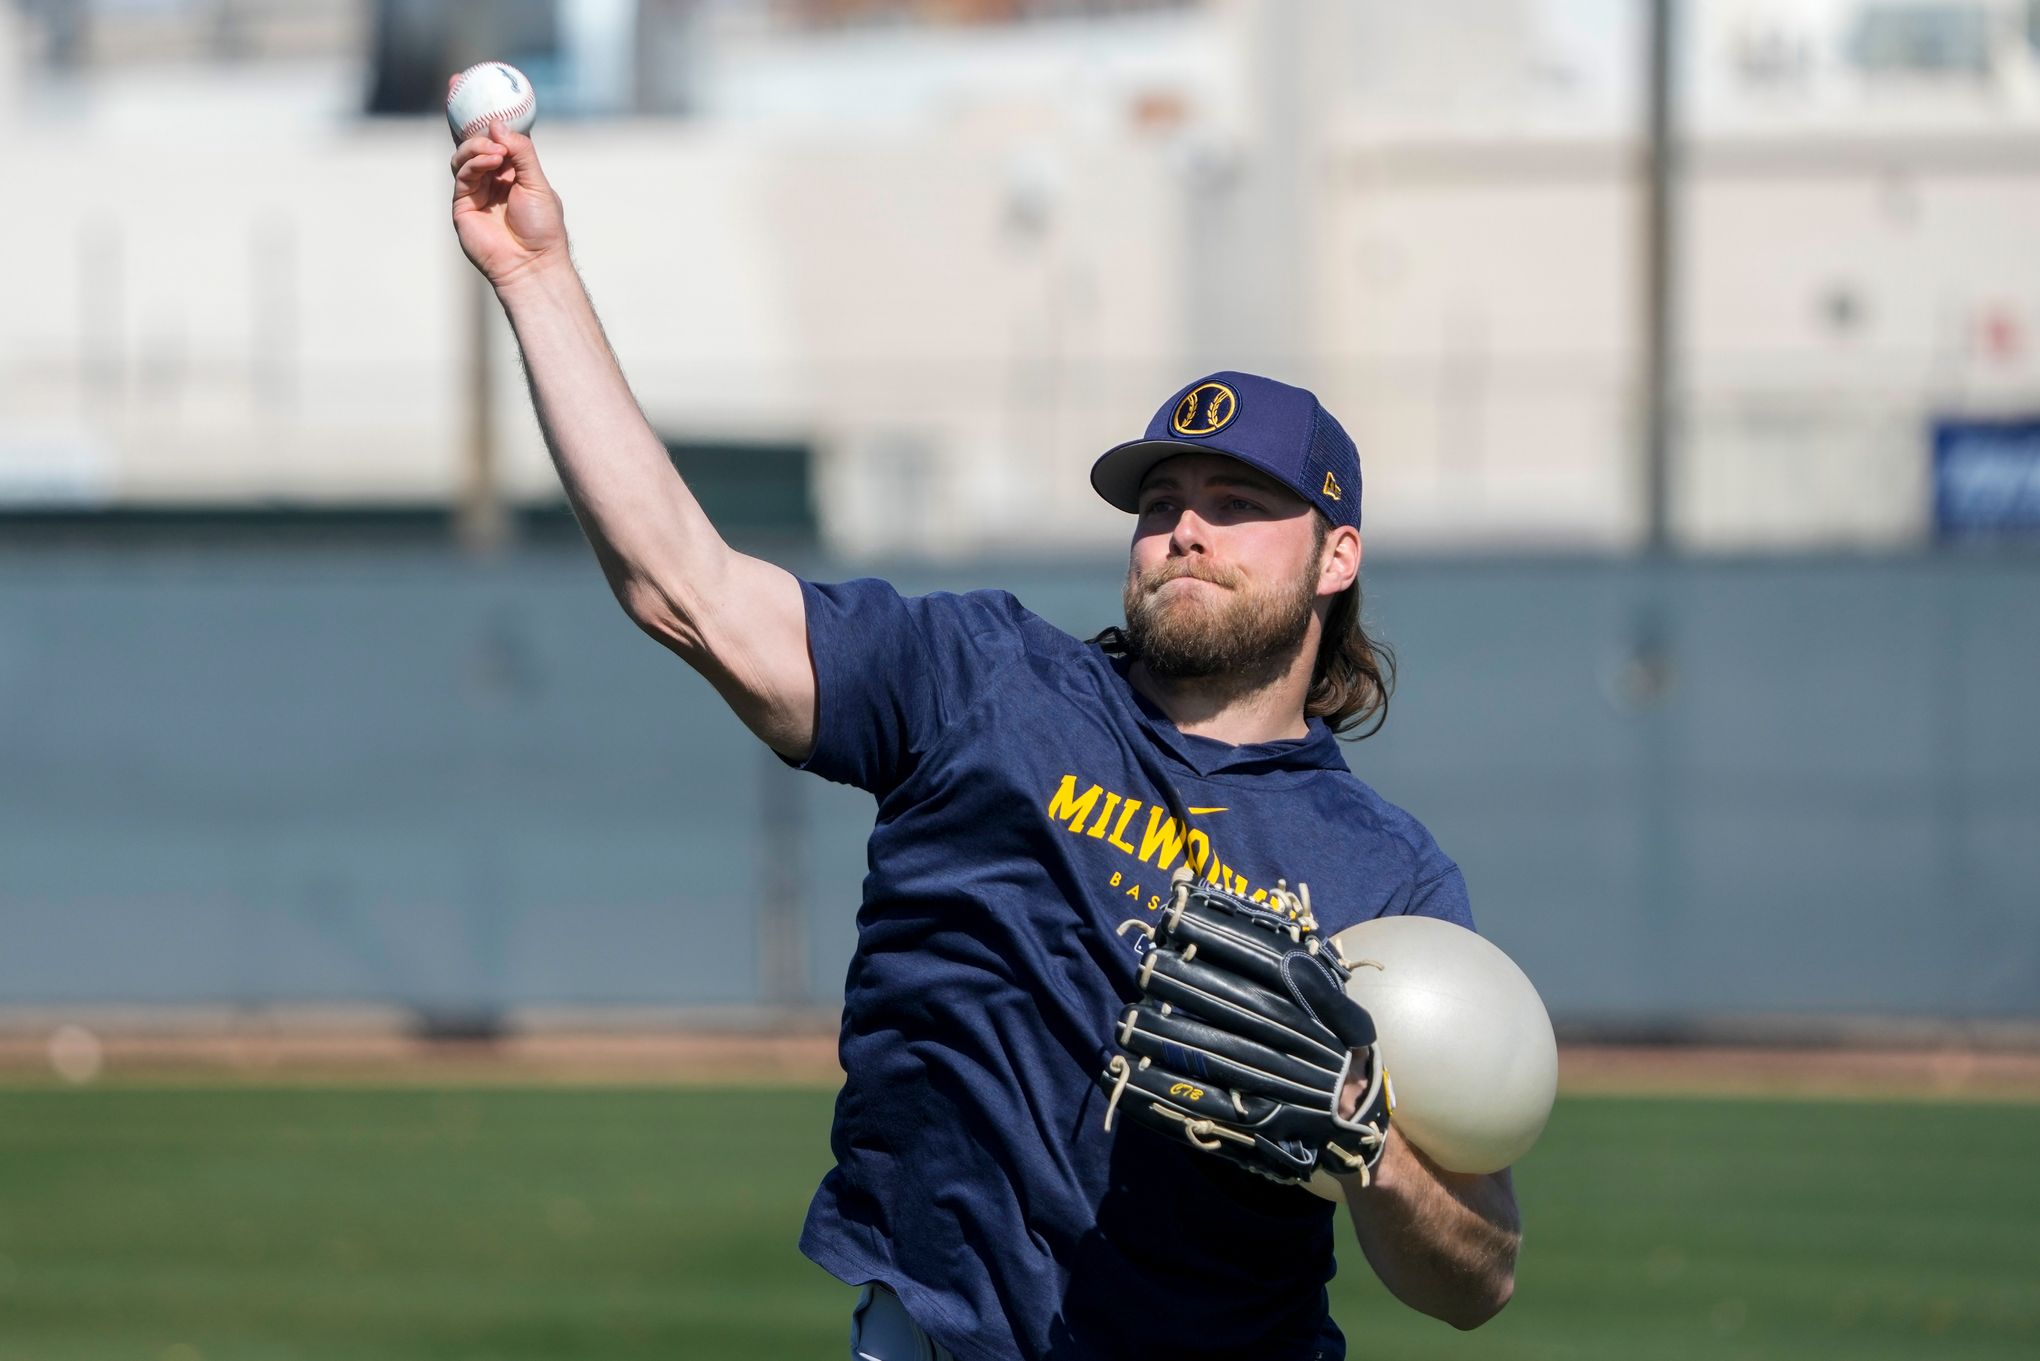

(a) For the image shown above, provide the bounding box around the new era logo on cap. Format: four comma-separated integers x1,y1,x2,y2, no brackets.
1090,371,1362,529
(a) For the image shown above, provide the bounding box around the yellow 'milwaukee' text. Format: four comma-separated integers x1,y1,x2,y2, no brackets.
1045,773,1271,911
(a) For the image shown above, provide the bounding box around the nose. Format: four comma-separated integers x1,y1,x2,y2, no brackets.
1167,506,1210,557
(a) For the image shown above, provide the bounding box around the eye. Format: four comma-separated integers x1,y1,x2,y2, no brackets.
1139,499,1178,517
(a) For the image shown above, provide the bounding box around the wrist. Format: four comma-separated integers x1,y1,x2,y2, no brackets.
491,250,580,308
1335,1123,1407,1199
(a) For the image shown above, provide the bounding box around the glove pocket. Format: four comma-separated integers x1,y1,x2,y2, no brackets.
1137,950,1348,1064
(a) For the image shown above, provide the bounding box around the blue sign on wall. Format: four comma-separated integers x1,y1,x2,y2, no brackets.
1933,416,2040,537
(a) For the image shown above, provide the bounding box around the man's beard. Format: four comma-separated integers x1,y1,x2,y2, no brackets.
1122,556,1319,684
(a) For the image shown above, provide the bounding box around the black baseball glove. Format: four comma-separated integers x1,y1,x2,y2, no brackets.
1099,870,1392,1188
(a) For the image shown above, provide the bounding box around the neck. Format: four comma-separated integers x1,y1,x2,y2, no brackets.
1128,642,1316,746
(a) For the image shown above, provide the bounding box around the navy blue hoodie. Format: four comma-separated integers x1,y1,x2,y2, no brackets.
789,580,1474,1361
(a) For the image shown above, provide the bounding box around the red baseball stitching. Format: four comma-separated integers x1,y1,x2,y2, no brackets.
458,95,533,142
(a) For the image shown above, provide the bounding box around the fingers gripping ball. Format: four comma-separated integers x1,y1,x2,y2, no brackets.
1318,916,1557,1183
447,61,537,143
1099,871,1392,1189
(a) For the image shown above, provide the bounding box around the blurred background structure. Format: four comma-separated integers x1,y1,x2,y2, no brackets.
2,0,2036,1042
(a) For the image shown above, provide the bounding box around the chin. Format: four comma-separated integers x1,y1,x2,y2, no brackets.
1146,594,1222,631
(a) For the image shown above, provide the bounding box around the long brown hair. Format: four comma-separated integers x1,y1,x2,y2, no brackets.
1092,516,1396,740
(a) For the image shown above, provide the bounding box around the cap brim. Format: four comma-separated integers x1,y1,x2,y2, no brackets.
1089,438,1307,516
1089,439,1214,513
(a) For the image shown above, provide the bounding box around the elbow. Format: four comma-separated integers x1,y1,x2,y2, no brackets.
616,574,675,631
1445,1271,1514,1331
617,576,706,656
1386,1262,1515,1331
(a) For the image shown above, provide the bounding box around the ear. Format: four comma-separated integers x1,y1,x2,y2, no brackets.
1318,526,1362,598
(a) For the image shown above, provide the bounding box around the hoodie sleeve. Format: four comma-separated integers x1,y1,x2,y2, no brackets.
1382,811,1477,931
785,578,1030,797
1404,859,1476,931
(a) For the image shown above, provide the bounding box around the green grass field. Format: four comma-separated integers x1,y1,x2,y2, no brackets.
0,1085,2034,1360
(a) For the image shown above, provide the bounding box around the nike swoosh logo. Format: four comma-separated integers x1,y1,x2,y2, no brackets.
1187,806,1228,815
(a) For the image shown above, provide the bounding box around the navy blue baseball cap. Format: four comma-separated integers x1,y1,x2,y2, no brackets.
1090,370,1362,529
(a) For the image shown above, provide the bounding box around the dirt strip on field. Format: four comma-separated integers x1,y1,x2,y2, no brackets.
1555,1043,2040,1102
2,1027,2038,1100
0,1027,848,1087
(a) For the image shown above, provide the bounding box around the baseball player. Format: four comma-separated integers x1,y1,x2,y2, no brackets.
451,125,1521,1361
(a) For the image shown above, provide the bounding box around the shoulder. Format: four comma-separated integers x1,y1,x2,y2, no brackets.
910,587,1088,664
1313,768,1445,865
923,586,1055,637
804,579,1059,642
1311,767,1473,925
789,581,1083,792
798,578,1090,705
915,586,1102,667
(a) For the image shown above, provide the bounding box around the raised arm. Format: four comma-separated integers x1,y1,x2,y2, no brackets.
450,124,814,758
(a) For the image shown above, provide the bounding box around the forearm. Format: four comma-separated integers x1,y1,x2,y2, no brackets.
1342,1131,1520,1329
492,258,729,635
448,131,816,754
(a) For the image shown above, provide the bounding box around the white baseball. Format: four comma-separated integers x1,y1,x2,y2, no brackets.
446,61,538,143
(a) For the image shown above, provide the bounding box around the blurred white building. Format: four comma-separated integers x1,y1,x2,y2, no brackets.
2,0,2038,554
